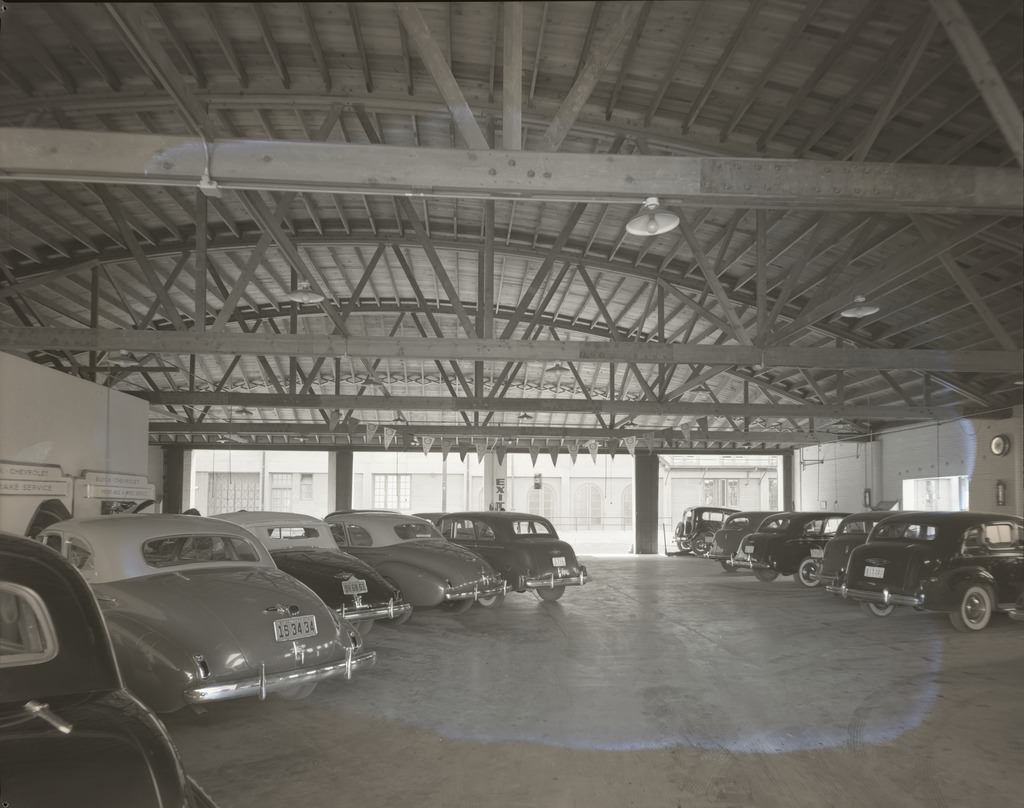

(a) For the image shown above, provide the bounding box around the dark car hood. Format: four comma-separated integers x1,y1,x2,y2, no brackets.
97,566,345,676
270,548,399,607
367,539,495,582
0,690,186,808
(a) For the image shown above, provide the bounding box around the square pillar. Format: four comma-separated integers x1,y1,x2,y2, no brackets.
634,453,659,554
162,446,186,514
333,449,353,511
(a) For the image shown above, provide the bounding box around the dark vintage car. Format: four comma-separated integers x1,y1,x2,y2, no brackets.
816,511,905,588
427,511,589,602
0,531,217,807
705,511,780,571
827,511,1024,631
673,506,739,555
734,511,848,585
212,511,412,633
325,510,507,613
38,515,375,712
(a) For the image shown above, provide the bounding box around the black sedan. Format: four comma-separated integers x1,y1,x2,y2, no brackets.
734,511,849,585
816,511,905,588
424,511,589,602
0,531,216,807
705,510,781,571
828,511,1024,631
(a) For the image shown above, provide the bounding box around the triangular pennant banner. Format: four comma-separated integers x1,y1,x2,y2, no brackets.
645,433,656,452
568,443,579,464
495,446,507,465
441,440,451,461
383,427,396,450
327,410,341,431
475,441,487,461
681,423,692,442
529,445,540,466
587,440,599,464
458,447,468,462
365,423,378,443
624,435,638,456
548,447,559,466
421,436,435,456
608,439,618,458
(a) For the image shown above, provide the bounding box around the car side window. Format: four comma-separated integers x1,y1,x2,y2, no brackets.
0,582,58,668
329,524,349,546
803,519,825,536
39,533,63,552
472,520,495,541
981,523,1017,549
65,536,96,573
823,518,844,535
346,524,374,547
450,519,477,543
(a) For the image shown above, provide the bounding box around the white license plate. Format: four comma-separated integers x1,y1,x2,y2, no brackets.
864,565,885,579
810,548,824,558
342,577,368,595
552,556,566,567
744,545,755,554
273,614,318,642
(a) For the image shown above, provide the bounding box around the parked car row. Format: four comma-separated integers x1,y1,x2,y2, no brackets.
1,506,591,805
688,507,1024,633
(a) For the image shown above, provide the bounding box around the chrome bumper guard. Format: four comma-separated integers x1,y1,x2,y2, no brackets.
184,647,377,704
338,598,413,624
1008,608,1024,622
826,583,925,608
444,578,508,602
523,566,590,590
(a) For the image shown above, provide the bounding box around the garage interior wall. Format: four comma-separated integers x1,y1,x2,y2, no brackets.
797,410,1023,515
0,352,149,533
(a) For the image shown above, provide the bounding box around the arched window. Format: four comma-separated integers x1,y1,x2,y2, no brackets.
620,484,632,528
574,483,603,528
527,483,558,518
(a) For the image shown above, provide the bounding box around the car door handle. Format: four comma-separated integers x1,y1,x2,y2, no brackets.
23,701,73,734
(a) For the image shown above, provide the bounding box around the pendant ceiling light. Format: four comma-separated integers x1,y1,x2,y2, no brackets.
518,412,533,420
625,197,680,237
840,295,880,318
544,363,568,374
286,282,325,304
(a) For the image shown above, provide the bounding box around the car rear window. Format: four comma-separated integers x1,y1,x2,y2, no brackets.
980,523,1020,548
510,519,557,538
873,522,938,541
838,519,875,535
392,522,443,541
0,582,58,668
725,516,750,528
761,518,791,532
142,535,262,567
267,526,321,540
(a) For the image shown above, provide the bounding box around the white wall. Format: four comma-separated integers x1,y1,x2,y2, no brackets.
0,353,149,534
796,440,880,512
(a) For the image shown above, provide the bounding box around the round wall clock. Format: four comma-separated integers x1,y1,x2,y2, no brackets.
989,434,1010,456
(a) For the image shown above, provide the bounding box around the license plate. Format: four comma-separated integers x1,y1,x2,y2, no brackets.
342,577,368,595
864,565,885,579
810,548,824,558
273,614,317,642
552,556,566,567
744,545,755,554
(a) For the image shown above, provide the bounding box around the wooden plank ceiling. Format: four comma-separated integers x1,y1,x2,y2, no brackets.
0,1,1020,453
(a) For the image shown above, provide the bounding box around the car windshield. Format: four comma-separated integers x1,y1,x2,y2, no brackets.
872,522,938,541
0,582,58,668
392,522,443,541
142,534,263,567
510,519,557,538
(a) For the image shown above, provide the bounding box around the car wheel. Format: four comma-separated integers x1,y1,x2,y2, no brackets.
752,568,779,583
796,557,822,588
719,560,736,573
949,583,994,632
535,585,565,602
692,533,713,556
442,599,474,615
678,539,692,554
357,619,374,636
860,602,896,617
477,593,505,608
277,682,317,700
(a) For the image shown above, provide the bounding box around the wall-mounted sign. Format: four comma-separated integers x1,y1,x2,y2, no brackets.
0,479,71,497
82,471,149,488
85,484,154,501
0,461,65,482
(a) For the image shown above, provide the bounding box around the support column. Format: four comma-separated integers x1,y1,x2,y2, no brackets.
782,452,796,511
333,449,353,511
635,453,659,554
162,446,185,514
483,452,508,510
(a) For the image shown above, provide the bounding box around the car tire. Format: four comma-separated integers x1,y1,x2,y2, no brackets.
692,533,713,556
796,557,822,588
442,599,475,615
277,682,317,700
949,583,995,632
860,601,895,617
752,568,779,583
357,619,374,636
535,585,565,601
477,593,505,608
719,560,736,573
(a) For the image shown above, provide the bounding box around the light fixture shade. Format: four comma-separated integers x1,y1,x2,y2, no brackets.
626,197,680,237
233,406,254,416
545,363,568,374
286,283,325,304
840,295,880,318
518,412,533,420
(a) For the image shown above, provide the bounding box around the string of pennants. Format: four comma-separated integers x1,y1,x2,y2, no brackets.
355,423,696,463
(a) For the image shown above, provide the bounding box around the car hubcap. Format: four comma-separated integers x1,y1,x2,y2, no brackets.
802,561,818,582
964,593,986,624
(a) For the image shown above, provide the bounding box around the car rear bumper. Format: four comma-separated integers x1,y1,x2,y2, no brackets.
337,599,413,624
733,557,772,571
522,566,589,590
826,583,925,608
1008,608,1024,622
184,647,377,704
443,579,508,602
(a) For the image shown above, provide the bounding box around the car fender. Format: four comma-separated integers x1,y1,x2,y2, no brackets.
102,612,196,713
373,560,446,607
945,566,998,591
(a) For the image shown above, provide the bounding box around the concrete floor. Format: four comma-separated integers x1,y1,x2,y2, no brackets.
165,556,1024,807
